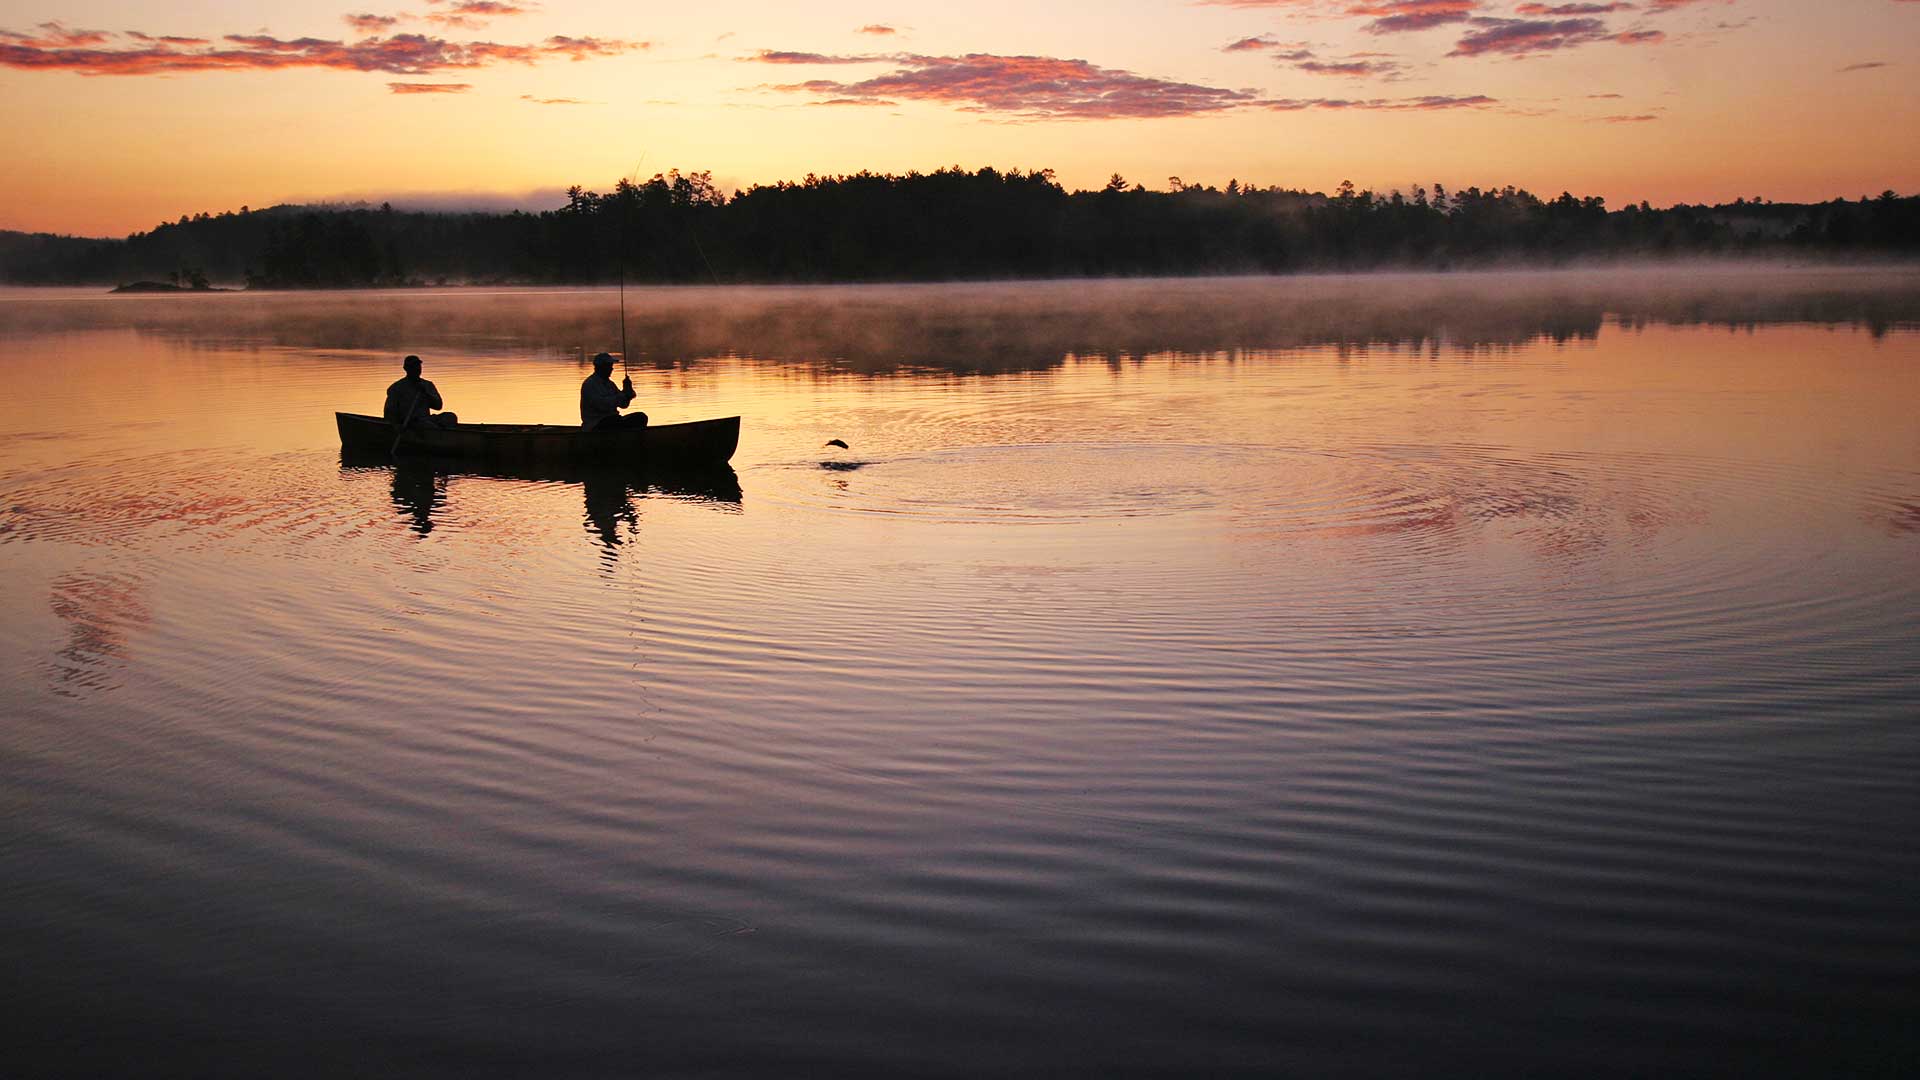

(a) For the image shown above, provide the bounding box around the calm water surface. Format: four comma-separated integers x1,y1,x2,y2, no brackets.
3,269,1917,1076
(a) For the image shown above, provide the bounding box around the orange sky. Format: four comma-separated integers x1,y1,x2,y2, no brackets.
3,0,1917,237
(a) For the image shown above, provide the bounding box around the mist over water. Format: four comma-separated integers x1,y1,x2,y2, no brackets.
2,268,1917,1076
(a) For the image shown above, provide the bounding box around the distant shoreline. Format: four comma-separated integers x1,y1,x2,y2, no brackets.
2,169,1912,291
53,254,1911,295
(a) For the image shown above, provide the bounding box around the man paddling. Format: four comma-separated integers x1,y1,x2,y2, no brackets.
384,354,458,429
581,352,647,431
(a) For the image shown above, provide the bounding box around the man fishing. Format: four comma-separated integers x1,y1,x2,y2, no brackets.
581,352,647,431
383,354,458,429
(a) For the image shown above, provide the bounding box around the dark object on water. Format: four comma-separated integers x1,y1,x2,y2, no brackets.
336,411,739,466
338,446,742,503
110,281,228,294
825,439,848,449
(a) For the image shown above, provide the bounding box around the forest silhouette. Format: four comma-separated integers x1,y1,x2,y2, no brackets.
3,167,1917,288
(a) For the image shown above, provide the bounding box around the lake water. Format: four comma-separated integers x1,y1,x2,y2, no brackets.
2,269,1917,1076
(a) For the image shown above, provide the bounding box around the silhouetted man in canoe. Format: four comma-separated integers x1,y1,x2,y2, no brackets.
581,352,647,431
384,355,458,429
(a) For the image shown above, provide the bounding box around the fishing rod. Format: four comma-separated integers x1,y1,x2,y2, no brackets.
618,154,645,380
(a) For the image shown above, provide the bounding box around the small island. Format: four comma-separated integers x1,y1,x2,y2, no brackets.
110,269,228,293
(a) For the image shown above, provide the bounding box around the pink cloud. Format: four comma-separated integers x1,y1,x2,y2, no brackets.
1516,2,1634,12
389,81,471,93
425,1,532,28
124,31,211,45
1223,35,1282,51
0,27,641,75
344,14,402,34
1449,17,1614,56
543,35,634,60
1268,93,1495,109
750,49,885,64
764,52,1259,119
1600,113,1657,121
1193,0,1479,31
757,48,1487,118
858,24,897,35
1352,0,1479,33
0,21,113,47
1298,57,1406,76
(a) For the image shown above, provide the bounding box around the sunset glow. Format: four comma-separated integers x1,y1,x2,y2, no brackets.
3,0,1918,236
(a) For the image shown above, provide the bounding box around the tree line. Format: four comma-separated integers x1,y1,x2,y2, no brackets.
4,167,1917,287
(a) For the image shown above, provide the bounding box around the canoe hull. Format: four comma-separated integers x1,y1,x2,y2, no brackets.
337,445,742,503
336,412,738,466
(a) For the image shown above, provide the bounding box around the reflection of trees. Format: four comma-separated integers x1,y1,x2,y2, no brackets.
30,270,1920,375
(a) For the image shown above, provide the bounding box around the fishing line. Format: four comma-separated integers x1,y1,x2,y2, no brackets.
618,155,644,378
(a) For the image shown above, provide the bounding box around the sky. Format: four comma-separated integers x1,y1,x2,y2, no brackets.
3,0,1917,236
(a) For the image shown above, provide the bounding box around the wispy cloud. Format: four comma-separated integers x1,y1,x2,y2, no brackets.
424,1,536,29
1516,2,1635,13
1193,0,1324,7
1269,93,1495,109
1219,36,1404,77
1298,56,1407,76
520,93,596,103
344,13,402,34
0,27,642,75
1838,60,1888,72
749,49,886,64
858,24,898,35
1353,1,1479,34
753,48,1492,118
1448,16,1662,56
543,35,634,61
122,31,211,46
1193,0,1480,31
1599,112,1657,121
446,1,533,13
389,81,471,93
0,21,113,47
762,52,1262,119
1219,36,1316,59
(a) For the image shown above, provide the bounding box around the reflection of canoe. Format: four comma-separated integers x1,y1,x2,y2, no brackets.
338,446,742,503
335,411,739,466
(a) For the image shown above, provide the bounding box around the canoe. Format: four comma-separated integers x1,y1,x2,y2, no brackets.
336,411,739,466
337,445,742,503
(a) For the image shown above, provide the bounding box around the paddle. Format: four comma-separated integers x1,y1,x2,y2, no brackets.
391,386,420,457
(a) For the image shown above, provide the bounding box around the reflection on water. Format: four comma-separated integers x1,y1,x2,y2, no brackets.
339,448,742,555
2,270,1918,1077
3,266,1918,372
45,570,149,697
386,460,448,536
